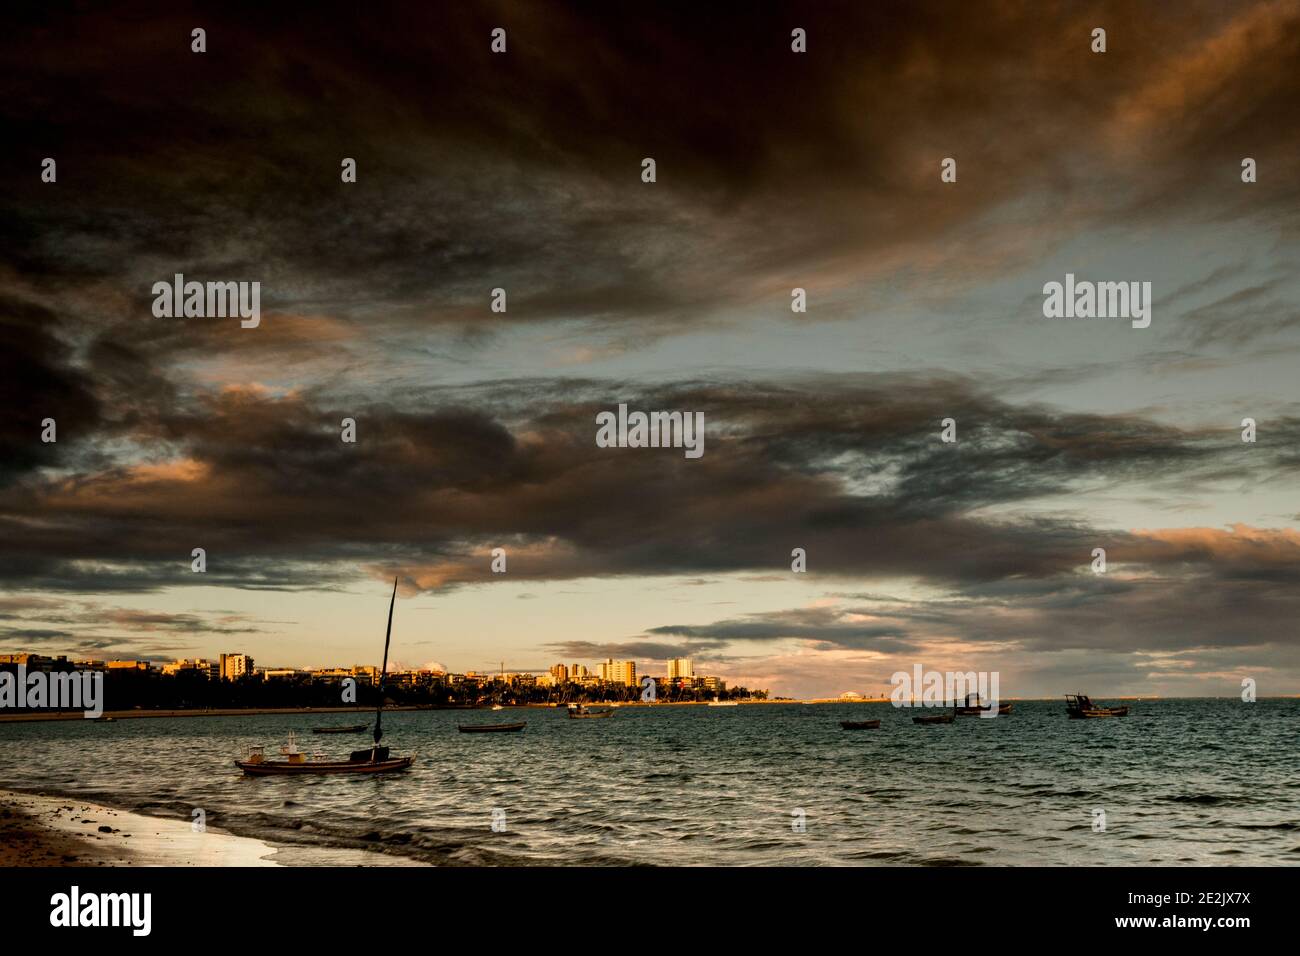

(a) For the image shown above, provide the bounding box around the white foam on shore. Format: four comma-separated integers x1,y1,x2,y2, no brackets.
3,789,427,866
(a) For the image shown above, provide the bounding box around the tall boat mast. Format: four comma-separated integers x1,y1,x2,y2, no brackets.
373,576,397,746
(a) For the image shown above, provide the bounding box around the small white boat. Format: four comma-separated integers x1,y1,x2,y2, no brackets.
707,699,738,707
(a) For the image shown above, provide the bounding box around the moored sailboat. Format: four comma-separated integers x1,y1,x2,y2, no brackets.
567,703,614,719
954,694,1013,717
840,719,881,730
236,578,415,776
457,721,527,733
1065,694,1129,719
311,723,369,734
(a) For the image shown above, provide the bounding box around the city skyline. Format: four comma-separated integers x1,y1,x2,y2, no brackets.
5,650,705,683
2,2,1299,700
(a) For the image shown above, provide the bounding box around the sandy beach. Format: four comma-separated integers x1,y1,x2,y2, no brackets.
0,790,428,867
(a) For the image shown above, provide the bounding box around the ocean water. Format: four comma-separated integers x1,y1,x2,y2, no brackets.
1,699,1296,866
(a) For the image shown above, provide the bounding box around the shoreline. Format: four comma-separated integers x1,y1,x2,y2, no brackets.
0,788,429,867
0,700,852,722
4,695,1275,724
0,704,432,724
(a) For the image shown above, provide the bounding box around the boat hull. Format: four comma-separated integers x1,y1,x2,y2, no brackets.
235,756,414,776
955,703,1013,716
840,720,881,730
567,710,613,719
1068,707,1129,718
913,714,954,725
312,724,369,734
457,722,527,733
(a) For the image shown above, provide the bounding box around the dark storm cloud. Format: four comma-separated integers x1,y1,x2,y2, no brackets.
3,0,1297,360
649,606,918,653
0,600,272,659
657,552,1300,661
0,295,101,484
0,628,76,643
0,373,1287,597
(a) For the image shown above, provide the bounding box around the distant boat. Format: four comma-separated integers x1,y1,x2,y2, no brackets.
568,704,614,719
1065,694,1129,719
90,716,116,723
954,694,1013,717
236,578,415,776
491,704,504,711
311,723,369,735
840,719,881,730
707,699,738,707
458,721,527,733
913,712,955,725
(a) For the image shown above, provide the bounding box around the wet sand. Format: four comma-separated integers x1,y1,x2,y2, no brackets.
0,790,428,866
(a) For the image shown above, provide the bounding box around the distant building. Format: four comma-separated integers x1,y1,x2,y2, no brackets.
219,653,253,680
0,653,46,667
311,667,353,682
570,663,588,680
386,670,426,687
549,663,569,682
163,658,220,679
598,659,637,687
106,660,151,672
667,657,694,679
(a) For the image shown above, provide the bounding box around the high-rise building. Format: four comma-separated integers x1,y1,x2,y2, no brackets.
219,653,254,680
550,663,569,682
667,657,694,679
598,659,637,687
570,663,588,680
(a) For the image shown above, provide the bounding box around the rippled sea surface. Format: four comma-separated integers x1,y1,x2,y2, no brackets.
2,699,1296,865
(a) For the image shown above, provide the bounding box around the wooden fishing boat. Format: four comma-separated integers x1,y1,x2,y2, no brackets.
840,719,881,730
567,704,614,719
236,578,415,777
236,740,415,776
913,712,955,725
1065,694,1128,719
954,694,1013,717
311,723,369,734
458,721,527,733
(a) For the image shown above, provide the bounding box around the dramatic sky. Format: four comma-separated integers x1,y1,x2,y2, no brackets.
2,1,1298,697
